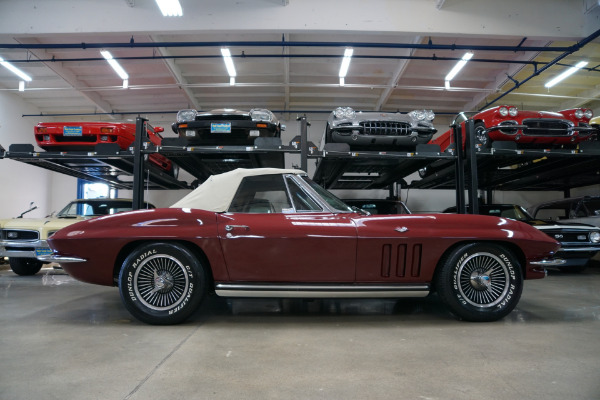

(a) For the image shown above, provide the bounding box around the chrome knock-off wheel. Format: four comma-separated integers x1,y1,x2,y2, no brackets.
134,254,190,311
119,242,206,325
435,243,523,322
456,252,510,308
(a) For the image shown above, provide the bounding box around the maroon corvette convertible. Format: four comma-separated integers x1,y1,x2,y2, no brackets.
44,168,560,325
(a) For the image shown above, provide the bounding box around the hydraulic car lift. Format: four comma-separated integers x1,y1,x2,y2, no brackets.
2,117,600,213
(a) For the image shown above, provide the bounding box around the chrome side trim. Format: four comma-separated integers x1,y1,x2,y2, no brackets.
37,254,87,263
530,259,566,266
557,246,600,252
215,283,430,298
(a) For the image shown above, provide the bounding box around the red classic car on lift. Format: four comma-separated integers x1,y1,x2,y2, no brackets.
34,121,177,176
44,168,561,325
430,106,595,151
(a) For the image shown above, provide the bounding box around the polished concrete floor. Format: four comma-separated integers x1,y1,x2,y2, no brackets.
1,262,599,400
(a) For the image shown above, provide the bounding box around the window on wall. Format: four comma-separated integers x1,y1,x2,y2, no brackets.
77,179,116,199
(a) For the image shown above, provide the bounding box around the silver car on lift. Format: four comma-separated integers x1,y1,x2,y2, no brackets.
322,107,437,150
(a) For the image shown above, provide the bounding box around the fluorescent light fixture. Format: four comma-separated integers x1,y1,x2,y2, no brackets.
19,81,25,91
0,57,32,82
445,80,450,89
221,48,237,78
122,79,129,89
339,77,345,86
100,50,129,80
155,0,182,16
230,77,235,86
544,61,588,88
339,48,353,78
445,52,473,82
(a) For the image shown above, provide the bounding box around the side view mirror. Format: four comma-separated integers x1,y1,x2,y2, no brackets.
280,124,286,132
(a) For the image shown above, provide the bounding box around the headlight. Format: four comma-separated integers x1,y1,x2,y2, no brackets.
575,109,584,119
508,107,518,117
409,110,426,121
176,109,197,123
425,110,435,121
590,231,600,243
334,107,355,119
499,107,509,117
250,109,274,122
584,109,593,119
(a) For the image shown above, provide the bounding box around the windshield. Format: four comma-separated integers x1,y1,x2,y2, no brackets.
302,177,353,212
583,198,600,216
56,200,140,218
452,112,477,125
479,205,533,221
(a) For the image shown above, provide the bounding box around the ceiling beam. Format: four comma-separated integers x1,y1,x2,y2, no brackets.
152,36,201,110
13,37,116,118
463,40,551,111
375,36,421,110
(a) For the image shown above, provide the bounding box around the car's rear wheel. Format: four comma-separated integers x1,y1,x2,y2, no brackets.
10,258,43,276
435,243,523,322
118,242,206,325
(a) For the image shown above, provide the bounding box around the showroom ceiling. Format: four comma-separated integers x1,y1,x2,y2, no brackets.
0,1,599,123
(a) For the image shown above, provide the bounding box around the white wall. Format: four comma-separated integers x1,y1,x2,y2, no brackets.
0,91,76,219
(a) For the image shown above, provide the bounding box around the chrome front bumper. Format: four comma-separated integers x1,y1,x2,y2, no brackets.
530,258,567,267
37,254,87,263
0,239,53,260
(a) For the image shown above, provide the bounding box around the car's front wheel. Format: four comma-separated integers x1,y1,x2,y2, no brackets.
118,242,207,325
435,243,523,322
10,258,43,276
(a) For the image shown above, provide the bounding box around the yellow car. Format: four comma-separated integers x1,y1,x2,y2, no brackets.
0,198,154,275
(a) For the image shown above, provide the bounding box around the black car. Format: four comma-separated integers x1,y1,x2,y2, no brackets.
344,198,411,215
443,204,600,272
171,108,283,146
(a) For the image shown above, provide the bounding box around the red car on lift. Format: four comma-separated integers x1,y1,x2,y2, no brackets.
34,122,177,176
431,106,595,151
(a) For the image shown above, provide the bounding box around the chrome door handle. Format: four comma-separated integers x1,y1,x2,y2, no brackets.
225,225,250,232
395,227,409,233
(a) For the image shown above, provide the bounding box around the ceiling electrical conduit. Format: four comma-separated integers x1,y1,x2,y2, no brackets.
0,36,598,53
479,28,600,111
0,53,592,71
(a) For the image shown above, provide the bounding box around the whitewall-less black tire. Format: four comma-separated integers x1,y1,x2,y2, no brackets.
435,243,523,322
10,258,43,276
118,242,206,325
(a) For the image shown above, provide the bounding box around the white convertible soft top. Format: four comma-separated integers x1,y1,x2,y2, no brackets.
170,168,305,212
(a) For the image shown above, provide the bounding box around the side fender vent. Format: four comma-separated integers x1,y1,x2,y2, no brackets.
380,244,420,278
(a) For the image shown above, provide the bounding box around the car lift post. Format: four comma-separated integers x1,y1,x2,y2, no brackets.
298,115,309,172
453,124,466,213
465,119,479,214
132,116,147,210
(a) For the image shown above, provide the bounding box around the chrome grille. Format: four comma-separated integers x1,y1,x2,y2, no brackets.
543,229,591,243
360,121,412,136
522,119,573,136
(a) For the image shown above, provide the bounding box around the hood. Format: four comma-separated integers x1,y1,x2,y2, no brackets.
200,109,250,117
526,219,599,231
0,217,87,239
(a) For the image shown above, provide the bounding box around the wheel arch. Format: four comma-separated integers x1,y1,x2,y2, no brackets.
431,240,526,291
112,239,215,289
